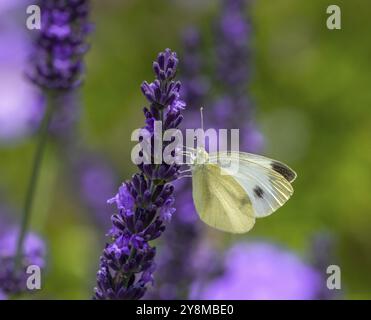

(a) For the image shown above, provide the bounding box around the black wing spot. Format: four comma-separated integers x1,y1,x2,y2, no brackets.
253,186,264,198
271,161,296,182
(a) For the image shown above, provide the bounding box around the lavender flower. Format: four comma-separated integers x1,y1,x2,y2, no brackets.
24,0,92,133
0,228,46,296
195,242,322,300
0,290,6,300
180,27,209,118
212,0,263,153
141,49,185,113
145,29,208,300
94,49,186,300
27,0,92,91
216,0,250,88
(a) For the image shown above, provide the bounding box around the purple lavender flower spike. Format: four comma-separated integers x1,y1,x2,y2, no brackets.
141,49,185,113
0,227,46,296
180,27,209,128
94,49,186,300
144,31,209,300
27,0,92,91
216,0,250,88
211,0,264,153
196,242,322,300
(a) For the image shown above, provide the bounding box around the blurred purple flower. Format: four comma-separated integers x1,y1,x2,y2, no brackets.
180,27,209,114
196,242,321,300
216,0,250,87
0,18,43,143
0,229,45,267
48,91,81,139
211,0,263,153
64,151,118,228
310,233,342,299
27,0,92,90
1,0,36,14
0,290,6,300
94,49,186,300
0,227,46,296
82,165,117,213
0,0,20,13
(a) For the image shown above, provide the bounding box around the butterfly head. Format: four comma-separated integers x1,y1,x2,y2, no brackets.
190,147,209,166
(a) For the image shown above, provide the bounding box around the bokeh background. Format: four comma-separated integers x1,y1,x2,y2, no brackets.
1,0,371,299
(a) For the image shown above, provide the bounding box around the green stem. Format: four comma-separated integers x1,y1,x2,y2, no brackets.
14,92,57,268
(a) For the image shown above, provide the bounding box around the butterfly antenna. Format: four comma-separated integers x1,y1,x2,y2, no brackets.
200,107,204,131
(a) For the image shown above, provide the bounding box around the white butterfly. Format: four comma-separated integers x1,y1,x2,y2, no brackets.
177,107,297,233
186,147,296,233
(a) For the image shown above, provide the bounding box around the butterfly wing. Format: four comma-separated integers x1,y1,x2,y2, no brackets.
192,163,255,233
210,151,297,182
208,152,296,218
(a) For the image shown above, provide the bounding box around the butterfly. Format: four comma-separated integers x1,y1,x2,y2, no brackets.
188,148,296,233
183,109,297,234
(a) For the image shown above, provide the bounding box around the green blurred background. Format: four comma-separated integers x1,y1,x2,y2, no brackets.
1,0,371,299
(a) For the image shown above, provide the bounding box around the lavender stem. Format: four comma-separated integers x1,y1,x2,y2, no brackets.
14,92,56,268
